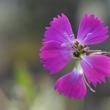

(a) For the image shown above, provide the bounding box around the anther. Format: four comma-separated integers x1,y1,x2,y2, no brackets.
82,33,92,42
61,43,71,48
70,34,74,38
64,32,69,38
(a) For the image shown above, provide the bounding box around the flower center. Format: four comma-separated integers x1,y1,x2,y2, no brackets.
73,41,87,58
61,32,109,58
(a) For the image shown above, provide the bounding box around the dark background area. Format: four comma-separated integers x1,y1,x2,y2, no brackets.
0,0,110,110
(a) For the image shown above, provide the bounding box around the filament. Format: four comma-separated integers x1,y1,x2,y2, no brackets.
81,56,93,68
83,74,96,92
82,33,92,42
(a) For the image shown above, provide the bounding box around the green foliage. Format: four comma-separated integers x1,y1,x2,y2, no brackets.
14,63,36,106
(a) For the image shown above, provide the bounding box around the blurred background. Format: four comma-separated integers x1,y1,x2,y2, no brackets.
0,0,110,110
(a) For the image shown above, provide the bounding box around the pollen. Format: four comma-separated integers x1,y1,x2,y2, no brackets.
73,41,87,58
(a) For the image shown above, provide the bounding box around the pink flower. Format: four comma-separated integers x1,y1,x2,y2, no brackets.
40,14,110,99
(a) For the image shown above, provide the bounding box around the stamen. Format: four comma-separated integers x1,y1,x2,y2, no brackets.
88,50,101,52
64,32,75,42
83,74,96,92
90,51,110,55
70,34,74,38
64,32,71,41
61,43,71,48
84,47,89,51
82,33,92,42
73,45,80,52
107,52,110,54
81,56,93,68
62,33,80,53
75,62,95,92
99,51,110,55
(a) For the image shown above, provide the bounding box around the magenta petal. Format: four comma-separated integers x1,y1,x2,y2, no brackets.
54,69,86,100
81,55,110,87
40,41,72,74
43,13,74,43
77,14,108,45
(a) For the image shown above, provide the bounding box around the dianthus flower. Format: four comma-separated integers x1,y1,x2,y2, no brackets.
40,14,110,99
